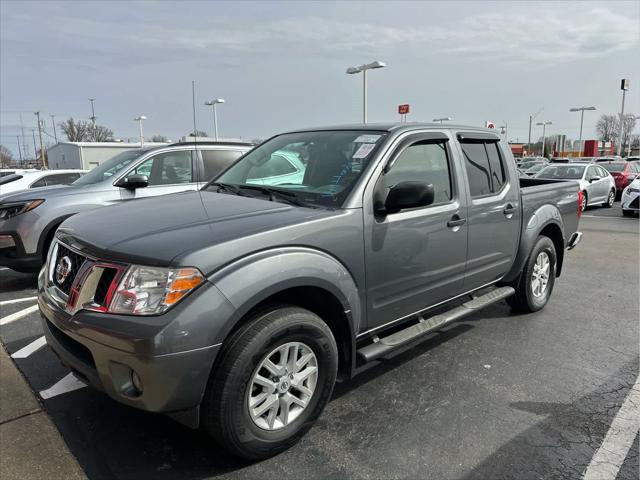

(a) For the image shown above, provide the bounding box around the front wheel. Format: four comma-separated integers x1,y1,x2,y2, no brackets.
201,306,338,460
602,189,615,208
507,236,557,313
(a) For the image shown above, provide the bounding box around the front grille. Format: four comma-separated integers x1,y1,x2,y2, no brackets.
53,244,87,295
93,267,118,306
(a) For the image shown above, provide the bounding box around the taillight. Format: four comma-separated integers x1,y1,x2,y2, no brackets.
577,190,583,219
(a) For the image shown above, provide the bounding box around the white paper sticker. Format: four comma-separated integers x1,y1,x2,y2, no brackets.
354,134,381,144
352,143,376,159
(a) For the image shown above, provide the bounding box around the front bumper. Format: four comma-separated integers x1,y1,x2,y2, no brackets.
0,232,41,272
621,190,639,211
38,268,235,427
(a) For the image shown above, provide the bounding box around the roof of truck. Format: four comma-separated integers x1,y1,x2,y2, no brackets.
285,122,495,134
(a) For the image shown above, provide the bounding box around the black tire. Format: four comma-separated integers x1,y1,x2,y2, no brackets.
622,209,635,217
201,306,338,460
507,236,557,313
602,189,615,208
580,191,588,212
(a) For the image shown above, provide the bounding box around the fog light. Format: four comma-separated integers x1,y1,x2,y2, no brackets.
131,371,143,393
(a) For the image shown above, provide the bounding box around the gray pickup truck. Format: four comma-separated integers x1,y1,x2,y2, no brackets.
38,123,582,459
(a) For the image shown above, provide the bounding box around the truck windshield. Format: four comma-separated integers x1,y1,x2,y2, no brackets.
208,130,388,208
72,149,150,185
536,165,585,179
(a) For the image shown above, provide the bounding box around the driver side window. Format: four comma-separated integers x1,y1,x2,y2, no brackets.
127,150,193,186
385,141,452,204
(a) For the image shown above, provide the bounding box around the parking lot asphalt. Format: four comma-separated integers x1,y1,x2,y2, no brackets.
0,203,637,480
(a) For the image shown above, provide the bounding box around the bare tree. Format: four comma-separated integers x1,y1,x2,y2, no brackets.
0,144,13,167
596,114,618,142
59,117,90,141
150,135,168,142
188,130,209,137
89,124,114,142
619,113,636,151
59,117,113,142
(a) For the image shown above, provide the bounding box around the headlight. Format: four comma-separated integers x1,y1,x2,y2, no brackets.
0,200,45,220
109,265,205,315
628,188,640,194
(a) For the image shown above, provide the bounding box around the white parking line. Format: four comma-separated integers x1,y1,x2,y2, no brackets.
0,304,39,325
39,373,87,400
0,296,37,306
11,336,47,359
583,375,640,480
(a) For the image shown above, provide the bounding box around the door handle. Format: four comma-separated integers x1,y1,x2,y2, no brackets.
503,204,517,215
447,215,466,228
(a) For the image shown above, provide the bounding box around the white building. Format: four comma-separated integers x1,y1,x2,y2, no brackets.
47,142,168,170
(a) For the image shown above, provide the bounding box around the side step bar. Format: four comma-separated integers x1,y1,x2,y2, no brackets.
357,286,515,363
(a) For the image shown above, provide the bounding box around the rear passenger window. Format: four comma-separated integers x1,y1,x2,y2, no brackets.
385,141,452,204
30,177,47,188
461,140,507,197
201,150,244,181
44,173,81,186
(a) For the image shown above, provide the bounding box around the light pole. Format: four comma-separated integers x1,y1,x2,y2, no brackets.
617,79,629,156
569,106,596,157
346,61,386,123
134,116,147,147
50,114,58,143
536,121,552,157
34,111,47,167
88,98,97,141
433,117,452,124
625,114,639,157
204,99,225,140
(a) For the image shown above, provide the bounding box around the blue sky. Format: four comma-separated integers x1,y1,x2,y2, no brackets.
1,0,639,156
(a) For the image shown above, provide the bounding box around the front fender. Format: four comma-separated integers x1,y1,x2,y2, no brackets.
208,247,361,344
502,204,566,283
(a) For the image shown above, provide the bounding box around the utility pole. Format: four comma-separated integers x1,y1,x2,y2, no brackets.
617,79,629,156
89,98,96,141
32,130,37,162
16,136,23,163
35,111,47,167
20,113,28,158
50,114,58,143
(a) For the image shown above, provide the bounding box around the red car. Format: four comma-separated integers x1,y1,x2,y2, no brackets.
600,161,640,195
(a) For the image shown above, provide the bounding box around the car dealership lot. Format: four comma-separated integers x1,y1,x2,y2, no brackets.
0,209,637,479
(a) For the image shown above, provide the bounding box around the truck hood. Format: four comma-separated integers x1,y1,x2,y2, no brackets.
58,190,341,268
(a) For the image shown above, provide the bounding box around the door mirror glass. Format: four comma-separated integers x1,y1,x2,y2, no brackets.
381,181,435,214
115,174,149,189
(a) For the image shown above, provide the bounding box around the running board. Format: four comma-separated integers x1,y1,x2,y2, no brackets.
357,286,515,363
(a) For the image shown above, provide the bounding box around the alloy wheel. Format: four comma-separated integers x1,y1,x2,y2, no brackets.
248,342,318,430
531,251,550,298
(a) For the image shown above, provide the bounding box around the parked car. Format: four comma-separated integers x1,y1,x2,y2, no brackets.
625,156,639,162
0,141,253,271
535,162,616,211
519,159,548,170
38,123,582,459
621,175,640,216
0,169,87,195
599,161,640,196
0,168,38,178
524,163,546,176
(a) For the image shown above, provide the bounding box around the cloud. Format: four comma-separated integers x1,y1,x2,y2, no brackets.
3,7,638,69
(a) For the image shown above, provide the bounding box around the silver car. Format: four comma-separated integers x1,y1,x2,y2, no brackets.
535,162,616,211
0,142,252,271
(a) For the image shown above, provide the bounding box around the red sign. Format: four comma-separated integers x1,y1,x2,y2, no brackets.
398,104,410,115
485,121,495,129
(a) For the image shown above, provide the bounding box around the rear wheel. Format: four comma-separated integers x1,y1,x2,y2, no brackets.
580,191,588,211
201,306,338,460
507,236,556,313
602,189,615,208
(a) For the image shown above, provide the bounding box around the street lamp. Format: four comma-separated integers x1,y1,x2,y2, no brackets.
433,117,452,123
569,106,596,156
536,121,552,157
204,99,225,140
617,79,629,155
346,61,386,123
134,116,147,147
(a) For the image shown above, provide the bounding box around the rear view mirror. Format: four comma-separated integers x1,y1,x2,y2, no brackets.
115,174,149,190
589,176,601,183
380,181,435,214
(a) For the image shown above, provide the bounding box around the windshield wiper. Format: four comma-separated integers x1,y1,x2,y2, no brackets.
209,182,247,196
237,184,311,208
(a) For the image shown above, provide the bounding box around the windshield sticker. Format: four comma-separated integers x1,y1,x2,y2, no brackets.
354,134,381,144
352,143,376,159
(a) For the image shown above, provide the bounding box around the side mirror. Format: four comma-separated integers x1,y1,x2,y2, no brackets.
115,174,149,190
379,181,435,214
589,176,601,183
